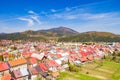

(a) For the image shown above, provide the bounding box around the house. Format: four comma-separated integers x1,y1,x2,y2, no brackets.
12,68,29,80
22,52,32,58
28,67,39,80
29,57,38,64
55,59,62,65
8,58,27,71
38,63,48,72
11,68,22,79
31,53,45,60
2,53,9,61
0,62,10,77
45,60,59,72
80,57,87,62
35,63,48,78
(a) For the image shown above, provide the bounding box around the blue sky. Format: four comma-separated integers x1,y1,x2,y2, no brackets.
0,0,120,34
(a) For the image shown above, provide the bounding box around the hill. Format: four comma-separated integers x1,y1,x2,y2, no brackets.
0,27,120,42
0,27,78,41
58,31,120,42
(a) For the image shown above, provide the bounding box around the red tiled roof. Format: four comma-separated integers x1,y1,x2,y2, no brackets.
80,57,87,62
22,52,32,55
46,60,59,67
69,51,75,54
80,51,92,57
50,54,55,57
29,58,37,64
44,51,48,55
22,52,32,58
38,63,48,72
0,62,9,72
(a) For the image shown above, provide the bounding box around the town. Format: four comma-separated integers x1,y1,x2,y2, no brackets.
0,40,120,80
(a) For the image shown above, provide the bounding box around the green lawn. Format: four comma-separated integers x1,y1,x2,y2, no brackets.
57,60,120,80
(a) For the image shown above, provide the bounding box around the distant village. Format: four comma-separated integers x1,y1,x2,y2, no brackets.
0,40,120,80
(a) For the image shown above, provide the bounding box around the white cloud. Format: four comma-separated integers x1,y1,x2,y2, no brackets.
31,15,41,24
65,7,71,11
0,24,42,33
18,17,34,26
28,10,37,15
82,13,116,20
51,13,80,20
51,9,56,12
49,7,120,21
28,10,34,14
46,6,120,34
66,15,77,19
28,10,41,24
40,11,47,15
18,10,41,27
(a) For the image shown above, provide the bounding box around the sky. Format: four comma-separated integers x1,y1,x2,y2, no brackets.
0,0,120,34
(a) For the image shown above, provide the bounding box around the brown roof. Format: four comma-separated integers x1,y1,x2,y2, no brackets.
8,58,27,67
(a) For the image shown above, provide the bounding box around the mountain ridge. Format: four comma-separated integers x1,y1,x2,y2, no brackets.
0,27,120,42
58,31,120,42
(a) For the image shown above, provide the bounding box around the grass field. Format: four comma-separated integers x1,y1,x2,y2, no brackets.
57,59,120,80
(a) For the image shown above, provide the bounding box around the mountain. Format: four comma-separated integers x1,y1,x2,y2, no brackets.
0,27,120,42
0,27,78,41
0,33,6,35
58,31,120,42
37,26,79,36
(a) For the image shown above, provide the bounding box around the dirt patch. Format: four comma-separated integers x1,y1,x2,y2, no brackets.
90,74,107,80
97,68,113,74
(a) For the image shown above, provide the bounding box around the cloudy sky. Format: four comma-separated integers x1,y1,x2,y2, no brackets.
0,0,120,34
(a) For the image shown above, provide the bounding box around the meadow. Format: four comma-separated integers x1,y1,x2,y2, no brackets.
57,59,120,80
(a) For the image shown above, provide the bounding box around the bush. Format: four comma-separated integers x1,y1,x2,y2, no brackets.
11,46,17,50
117,52,120,57
68,64,80,72
114,57,120,63
0,55,3,61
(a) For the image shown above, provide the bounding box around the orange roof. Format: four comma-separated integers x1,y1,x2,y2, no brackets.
56,54,62,58
87,55,94,61
2,74,11,80
8,58,27,67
